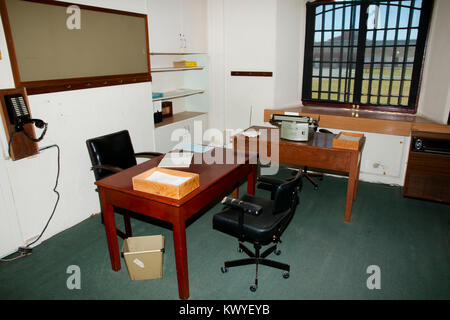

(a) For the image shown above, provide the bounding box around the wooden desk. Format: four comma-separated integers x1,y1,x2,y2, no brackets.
95,148,257,300
234,126,365,222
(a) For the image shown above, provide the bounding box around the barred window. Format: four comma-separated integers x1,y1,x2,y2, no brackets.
302,0,434,113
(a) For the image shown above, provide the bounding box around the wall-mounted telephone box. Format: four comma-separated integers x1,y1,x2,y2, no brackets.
0,88,39,160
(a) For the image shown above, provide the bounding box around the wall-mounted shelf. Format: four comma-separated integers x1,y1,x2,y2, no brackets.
152,89,205,102
155,111,206,129
152,67,204,73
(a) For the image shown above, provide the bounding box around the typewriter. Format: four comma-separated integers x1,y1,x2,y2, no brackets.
270,114,319,142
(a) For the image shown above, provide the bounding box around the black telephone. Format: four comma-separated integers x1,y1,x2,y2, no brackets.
3,93,47,140
4,93,32,132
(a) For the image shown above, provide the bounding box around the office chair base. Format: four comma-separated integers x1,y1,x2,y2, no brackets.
301,167,323,191
221,242,290,292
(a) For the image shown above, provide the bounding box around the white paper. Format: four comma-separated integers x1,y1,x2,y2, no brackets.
133,258,145,268
242,129,260,138
338,135,360,142
145,171,192,186
179,144,214,153
158,152,193,168
284,112,299,116
153,100,162,112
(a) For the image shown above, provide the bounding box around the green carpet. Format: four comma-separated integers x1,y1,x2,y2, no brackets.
1,169,449,300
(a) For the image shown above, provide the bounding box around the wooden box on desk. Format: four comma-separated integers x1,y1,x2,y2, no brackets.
332,132,364,150
132,167,199,200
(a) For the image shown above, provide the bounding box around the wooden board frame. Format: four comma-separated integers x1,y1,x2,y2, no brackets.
0,0,152,95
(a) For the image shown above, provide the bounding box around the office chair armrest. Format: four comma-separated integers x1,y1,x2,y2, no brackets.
91,164,123,174
221,197,263,215
257,176,286,187
134,152,164,159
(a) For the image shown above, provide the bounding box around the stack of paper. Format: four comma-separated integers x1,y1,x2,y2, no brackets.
179,144,214,154
145,171,192,186
158,152,193,168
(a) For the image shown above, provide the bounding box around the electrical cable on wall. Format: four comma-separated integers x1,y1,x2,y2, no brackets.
1,144,61,262
26,144,61,247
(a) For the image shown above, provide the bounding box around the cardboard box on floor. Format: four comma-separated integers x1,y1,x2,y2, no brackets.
121,235,165,281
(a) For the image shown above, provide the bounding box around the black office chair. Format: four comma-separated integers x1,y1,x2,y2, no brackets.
303,128,334,190
213,171,302,292
86,130,163,239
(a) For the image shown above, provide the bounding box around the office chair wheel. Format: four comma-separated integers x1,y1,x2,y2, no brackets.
221,267,228,273
274,249,281,256
250,284,257,292
283,271,290,279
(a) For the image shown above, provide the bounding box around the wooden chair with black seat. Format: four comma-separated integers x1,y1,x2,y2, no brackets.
212,171,302,292
86,130,163,239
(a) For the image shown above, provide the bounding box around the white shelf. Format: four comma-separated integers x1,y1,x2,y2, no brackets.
152,66,204,73
152,89,205,102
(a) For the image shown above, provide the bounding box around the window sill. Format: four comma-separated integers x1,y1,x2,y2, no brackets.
264,106,450,136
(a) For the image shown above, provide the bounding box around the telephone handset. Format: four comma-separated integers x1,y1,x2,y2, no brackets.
3,93,47,141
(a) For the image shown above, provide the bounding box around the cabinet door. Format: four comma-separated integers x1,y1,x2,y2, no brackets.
147,0,182,53
181,0,207,53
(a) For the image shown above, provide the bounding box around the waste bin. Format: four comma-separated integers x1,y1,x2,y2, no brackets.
121,235,165,281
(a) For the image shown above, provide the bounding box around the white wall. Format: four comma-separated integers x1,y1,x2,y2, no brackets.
417,0,450,124
208,0,449,187
273,0,303,107
0,0,155,258
223,0,277,130
207,0,226,133
318,127,411,186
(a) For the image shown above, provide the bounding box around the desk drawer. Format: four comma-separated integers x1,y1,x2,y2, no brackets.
278,144,351,172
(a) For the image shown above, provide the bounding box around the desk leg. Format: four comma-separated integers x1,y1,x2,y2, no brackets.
100,189,121,271
247,164,257,195
344,152,359,223
172,212,189,300
232,186,239,199
353,152,362,201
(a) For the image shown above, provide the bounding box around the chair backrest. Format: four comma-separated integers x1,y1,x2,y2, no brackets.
272,171,302,214
86,130,137,181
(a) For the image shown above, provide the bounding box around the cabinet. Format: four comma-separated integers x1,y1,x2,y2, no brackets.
403,131,450,203
147,0,207,53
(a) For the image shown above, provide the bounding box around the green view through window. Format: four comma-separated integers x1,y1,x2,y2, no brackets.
302,0,434,113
